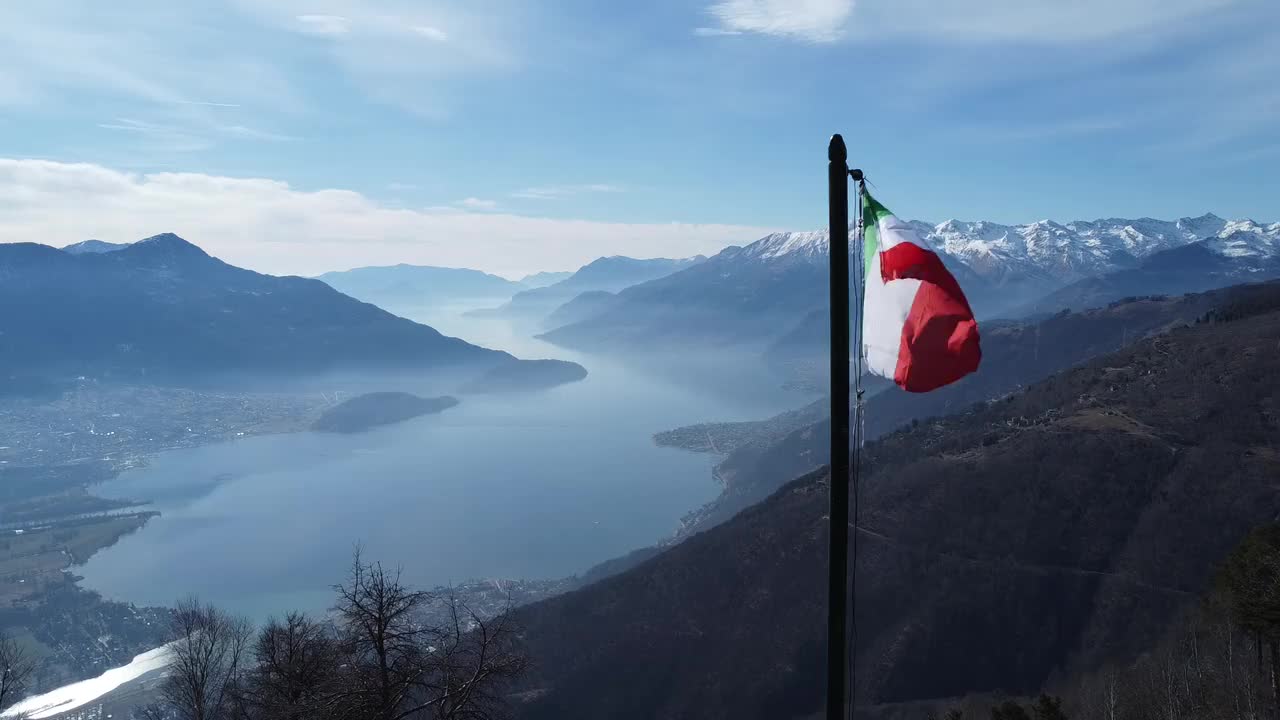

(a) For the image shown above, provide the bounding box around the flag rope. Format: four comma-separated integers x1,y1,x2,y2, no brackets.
847,175,867,720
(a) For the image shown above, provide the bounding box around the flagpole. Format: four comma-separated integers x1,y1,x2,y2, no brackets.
826,134,851,720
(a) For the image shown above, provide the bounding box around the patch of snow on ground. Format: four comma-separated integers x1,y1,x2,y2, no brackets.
3,645,172,719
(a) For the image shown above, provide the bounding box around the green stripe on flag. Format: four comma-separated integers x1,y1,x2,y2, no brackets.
861,190,892,273
862,190,893,224
863,217,878,274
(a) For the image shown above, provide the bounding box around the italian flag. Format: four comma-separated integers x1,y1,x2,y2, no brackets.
861,189,981,393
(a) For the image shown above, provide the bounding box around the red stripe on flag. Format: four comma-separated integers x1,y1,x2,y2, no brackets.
879,242,982,393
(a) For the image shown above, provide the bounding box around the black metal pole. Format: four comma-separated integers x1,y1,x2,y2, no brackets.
827,134,851,720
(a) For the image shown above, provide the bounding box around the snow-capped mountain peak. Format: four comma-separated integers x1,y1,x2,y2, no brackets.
1205,219,1280,258
62,239,129,255
740,211,1276,286
743,228,841,261
1176,212,1227,238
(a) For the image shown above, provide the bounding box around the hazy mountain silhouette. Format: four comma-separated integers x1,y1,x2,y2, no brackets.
538,240,834,352
518,270,573,288
542,290,619,331
473,255,704,324
0,234,584,388
317,264,525,309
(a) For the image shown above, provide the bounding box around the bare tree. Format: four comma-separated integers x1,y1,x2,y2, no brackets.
243,612,339,720
158,596,253,720
331,550,434,720
329,551,528,720
146,552,526,720
134,702,174,720
416,592,528,720
1218,524,1280,717
0,632,35,713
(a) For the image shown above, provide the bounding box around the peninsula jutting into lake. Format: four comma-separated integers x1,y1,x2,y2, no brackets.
311,392,460,433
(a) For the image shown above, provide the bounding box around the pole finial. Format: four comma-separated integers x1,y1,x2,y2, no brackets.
828,134,847,163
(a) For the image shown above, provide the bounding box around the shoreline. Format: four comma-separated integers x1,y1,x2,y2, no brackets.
6,376,780,706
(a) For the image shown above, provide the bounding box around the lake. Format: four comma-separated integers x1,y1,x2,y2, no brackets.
77,310,807,620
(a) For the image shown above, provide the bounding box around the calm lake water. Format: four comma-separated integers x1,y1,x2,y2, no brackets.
78,308,806,620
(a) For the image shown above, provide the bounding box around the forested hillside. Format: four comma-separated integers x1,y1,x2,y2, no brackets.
680,285,1249,537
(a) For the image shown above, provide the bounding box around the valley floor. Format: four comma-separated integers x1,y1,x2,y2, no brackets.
0,383,332,695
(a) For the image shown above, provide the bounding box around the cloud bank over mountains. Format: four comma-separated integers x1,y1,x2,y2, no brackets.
0,158,773,278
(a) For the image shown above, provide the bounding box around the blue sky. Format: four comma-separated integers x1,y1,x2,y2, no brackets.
0,0,1276,276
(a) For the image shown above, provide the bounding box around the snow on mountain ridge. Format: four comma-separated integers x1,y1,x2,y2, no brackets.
746,229,834,260
743,213,1275,282
1205,219,1280,259
61,239,129,255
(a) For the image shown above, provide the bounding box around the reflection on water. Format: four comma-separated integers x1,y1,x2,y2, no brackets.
78,307,806,620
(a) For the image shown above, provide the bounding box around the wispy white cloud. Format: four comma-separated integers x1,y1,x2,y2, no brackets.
0,3,302,111
217,124,299,142
0,3,310,163
704,0,853,43
510,184,623,200
94,115,296,152
234,0,520,117
0,159,769,278
455,197,498,211
693,27,743,37
95,118,212,153
0,1,497,135
700,0,1242,45
96,118,169,134
852,0,1239,43
954,115,1134,144
1142,31,1280,152
295,14,350,36
410,25,448,42
833,0,1277,164
172,100,243,108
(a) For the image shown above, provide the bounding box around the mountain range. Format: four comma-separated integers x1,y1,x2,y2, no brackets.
470,254,706,325
538,213,1279,358
538,237,837,351
541,290,619,331
511,280,1280,719
1016,239,1280,317
317,264,526,310
518,270,573,288
0,234,584,390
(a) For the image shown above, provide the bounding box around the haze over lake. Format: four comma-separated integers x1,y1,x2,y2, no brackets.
77,308,805,620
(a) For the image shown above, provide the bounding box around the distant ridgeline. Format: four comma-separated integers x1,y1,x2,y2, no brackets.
467,255,706,326
316,264,526,309
510,279,1280,720
536,213,1279,368
0,234,585,391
